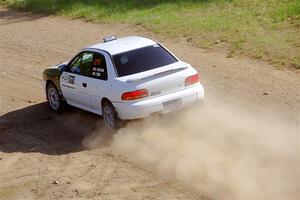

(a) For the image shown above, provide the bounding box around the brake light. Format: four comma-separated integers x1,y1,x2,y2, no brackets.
121,89,149,101
185,73,200,86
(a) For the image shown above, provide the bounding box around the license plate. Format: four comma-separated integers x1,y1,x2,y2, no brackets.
163,98,182,112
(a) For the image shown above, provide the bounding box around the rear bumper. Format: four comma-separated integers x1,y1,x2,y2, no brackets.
113,83,204,120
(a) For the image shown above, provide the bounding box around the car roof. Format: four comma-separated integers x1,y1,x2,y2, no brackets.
88,36,157,55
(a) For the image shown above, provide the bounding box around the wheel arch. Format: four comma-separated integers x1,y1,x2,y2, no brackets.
101,97,111,107
45,79,55,89
45,79,63,98
101,97,118,115
101,97,122,129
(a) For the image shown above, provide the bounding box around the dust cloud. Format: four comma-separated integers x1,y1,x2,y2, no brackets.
110,101,300,200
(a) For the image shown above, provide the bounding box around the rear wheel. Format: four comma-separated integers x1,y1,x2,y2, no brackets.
102,101,124,129
46,83,64,112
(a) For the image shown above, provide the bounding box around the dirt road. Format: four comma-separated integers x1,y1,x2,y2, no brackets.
0,7,299,200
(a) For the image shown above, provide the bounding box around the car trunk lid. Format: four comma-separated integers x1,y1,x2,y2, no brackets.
117,61,193,98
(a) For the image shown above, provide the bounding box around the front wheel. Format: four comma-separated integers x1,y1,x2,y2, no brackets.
46,83,64,112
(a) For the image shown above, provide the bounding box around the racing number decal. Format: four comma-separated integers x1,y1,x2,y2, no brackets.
92,58,104,77
68,75,75,84
62,74,76,89
62,74,75,84
93,58,102,66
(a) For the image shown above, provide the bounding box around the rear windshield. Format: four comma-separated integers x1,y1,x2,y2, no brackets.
112,45,178,77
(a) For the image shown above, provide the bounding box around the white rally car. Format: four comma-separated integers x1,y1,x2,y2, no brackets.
43,36,204,129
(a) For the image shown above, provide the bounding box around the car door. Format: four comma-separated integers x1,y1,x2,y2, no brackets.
87,51,111,114
60,51,94,111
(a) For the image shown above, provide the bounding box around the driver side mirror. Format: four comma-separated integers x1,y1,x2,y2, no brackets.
58,64,67,72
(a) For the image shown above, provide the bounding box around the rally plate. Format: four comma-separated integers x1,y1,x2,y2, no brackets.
163,98,182,113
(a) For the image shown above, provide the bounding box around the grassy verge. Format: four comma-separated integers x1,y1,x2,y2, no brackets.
1,0,300,69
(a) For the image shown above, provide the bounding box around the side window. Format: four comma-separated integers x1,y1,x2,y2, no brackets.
69,54,82,74
80,52,93,77
91,53,108,80
68,52,93,77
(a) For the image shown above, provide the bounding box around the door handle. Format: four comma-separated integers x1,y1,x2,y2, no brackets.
82,83,87,88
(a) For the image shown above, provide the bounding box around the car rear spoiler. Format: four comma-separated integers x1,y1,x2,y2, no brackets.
126,67,188,83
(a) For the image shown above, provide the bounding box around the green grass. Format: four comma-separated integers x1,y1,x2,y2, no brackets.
1,0,300,69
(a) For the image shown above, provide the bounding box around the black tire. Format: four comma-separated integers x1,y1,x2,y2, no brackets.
102,101,123,129
46,82,64,113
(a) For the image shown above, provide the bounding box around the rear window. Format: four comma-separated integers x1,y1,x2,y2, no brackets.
112,45,178,77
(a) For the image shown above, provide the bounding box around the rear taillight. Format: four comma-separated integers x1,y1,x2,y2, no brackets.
185,73,200,86
121,89,149,101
